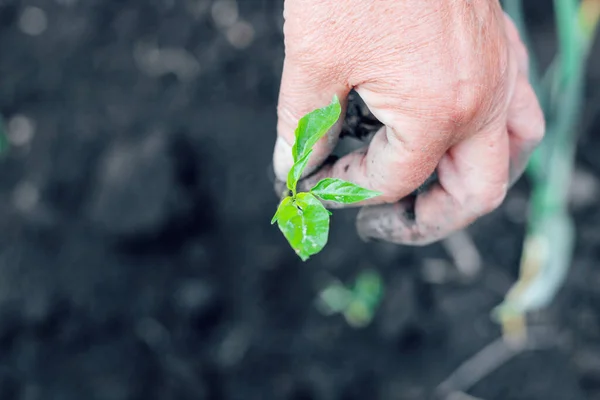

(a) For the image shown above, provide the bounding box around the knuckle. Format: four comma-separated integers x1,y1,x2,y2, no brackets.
476,181,508,214
444,80,488,126
455,174,508,216
527,99,546,145
530,116,546,145
439,65,506,128
438,45,509,128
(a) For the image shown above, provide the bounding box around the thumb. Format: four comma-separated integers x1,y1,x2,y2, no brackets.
273,56,350,182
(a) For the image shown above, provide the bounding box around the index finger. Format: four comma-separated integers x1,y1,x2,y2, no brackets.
273,55,350,182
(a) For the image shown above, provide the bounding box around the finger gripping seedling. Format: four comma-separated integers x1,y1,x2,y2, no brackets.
271,96,382,261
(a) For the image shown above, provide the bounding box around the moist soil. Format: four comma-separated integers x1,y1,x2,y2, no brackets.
1,1,600,399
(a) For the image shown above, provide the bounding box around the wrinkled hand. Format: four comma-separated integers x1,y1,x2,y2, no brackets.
273,0,544,245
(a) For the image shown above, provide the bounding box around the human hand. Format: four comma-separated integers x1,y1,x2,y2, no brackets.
272,0,544,245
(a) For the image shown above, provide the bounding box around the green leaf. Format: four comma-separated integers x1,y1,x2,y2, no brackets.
276,192,330,261
292,95,341,162
352,269,384,309
317,282,353,315
271,196,292,224
310,178,382,204
344,299,373,328
287,149,312,193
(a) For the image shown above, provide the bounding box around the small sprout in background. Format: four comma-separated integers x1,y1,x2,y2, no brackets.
316,269,384,328
317,281,353,315
272,96,382,261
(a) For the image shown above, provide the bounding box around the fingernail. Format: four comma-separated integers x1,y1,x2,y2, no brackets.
273,137,294,182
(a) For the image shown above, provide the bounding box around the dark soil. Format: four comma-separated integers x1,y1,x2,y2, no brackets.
0,1,599,399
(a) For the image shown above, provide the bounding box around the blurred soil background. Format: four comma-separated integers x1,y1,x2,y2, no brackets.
0,1,600,399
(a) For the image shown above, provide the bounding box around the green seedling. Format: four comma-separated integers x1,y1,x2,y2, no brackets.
271,96,382,261
316,269,384,328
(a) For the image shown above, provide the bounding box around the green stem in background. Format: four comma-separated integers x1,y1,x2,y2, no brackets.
534,0,598,217
532,0,584,217
495,0,600,340
554,0,584,85
0,115,7,156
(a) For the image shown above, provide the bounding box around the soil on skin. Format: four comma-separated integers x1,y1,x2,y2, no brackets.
0,1,599,399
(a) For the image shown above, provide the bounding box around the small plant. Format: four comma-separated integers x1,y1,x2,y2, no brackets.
316,269,384,328
271,96,382,261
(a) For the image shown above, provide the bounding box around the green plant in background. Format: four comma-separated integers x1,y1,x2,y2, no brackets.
316,269,384,328
495,0,600,340
272,96,382,261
